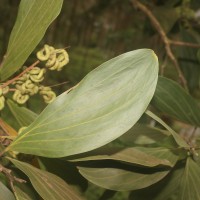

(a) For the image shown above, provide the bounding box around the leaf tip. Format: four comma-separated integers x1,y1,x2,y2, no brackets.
152,51,158,62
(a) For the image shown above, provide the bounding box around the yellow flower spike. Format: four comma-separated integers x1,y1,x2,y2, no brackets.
29,68,46,83
0,87,3,96
21,83,28,93
46,52,56,67
13,89,29,104
49,60,59,71
39,86,56,104
17,94,29,104
13,90,21,101
56,49,69,71
36,44,52,61
25,80,35,89
42,91,56,104
2,86,9,95
29,67,41,75
0,96,5,110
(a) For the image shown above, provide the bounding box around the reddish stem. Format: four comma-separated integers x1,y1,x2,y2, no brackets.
1,60,40,88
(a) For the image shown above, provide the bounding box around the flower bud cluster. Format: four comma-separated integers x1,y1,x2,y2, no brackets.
12,67,48,104
0,44,68,110
37,44,69,71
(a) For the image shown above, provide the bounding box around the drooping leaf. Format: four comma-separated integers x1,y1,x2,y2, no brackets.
134,146,178,166
78,160,169,191
7,99,38,127
8,158,83,200
0,181,15,200
0,0,63,81
130,158,200,200
67,146,173,167
7,49,158,157
152,76,200,126
146,110,189,148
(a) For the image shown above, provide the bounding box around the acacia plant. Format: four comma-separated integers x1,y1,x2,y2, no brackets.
0,1,200,200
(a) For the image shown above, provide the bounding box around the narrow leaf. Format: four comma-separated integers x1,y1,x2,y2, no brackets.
152,76,200,126
8,158,83,200
0,118,17,137
7,49,158,157
7,99,38,127
146,110,189,148
68,146,173,167
0,0,63,81
14,185,34,200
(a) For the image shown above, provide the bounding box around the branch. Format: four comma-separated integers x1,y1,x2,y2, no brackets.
0,164,26,192
131,0,188,90
169,40,200,48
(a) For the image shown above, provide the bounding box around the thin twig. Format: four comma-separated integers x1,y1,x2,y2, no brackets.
1,60,40,88
0,164,26,192
169,40,200,48
131,0,188,90
47,81,69,88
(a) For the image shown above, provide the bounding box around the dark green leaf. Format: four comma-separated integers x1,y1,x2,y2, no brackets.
7,99,38,127
0,181,15,200
130,158,200,200
8,158,83,200
78,161,169,191
152,77,200,126
0,0,63,81
7,49,158,157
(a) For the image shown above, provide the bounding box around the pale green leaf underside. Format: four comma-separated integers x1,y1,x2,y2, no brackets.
7,49,158,157
0,0,63,81
8,158,83,200
152,77,200,126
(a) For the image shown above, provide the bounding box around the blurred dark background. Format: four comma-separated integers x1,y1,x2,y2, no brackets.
0,0,200,97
